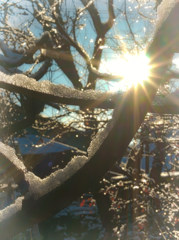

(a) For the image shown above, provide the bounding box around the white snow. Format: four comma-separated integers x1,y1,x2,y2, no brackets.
0,70,116,103
0,142,27,173
153,89,179,106
25,155,88,199
21,99,119,200
0,66,119,201
87,115,115,159
0,67,176,110
156,0,179,32
0,197,24,222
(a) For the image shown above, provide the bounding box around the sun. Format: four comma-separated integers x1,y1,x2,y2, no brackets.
102,52,151,90
119,53,151,86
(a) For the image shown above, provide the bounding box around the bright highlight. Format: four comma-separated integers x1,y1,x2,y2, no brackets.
102,52,151,90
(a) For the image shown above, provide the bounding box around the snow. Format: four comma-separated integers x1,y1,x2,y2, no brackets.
0,196,24,223
0,67,177,111
87,99,120,158
25,155,88,199
20,106,116,199
87,117,114,159
0,70,117,104
153,89,179,108
157,0,179,28
0,66,125,201
0,142,27,174
0,66,118,200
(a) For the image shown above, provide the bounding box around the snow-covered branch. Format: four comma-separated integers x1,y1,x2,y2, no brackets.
0,70,119,108
0,1,179,239
0,69,178,113
0,142,27,175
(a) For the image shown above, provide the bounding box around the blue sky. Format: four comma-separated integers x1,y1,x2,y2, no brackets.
2,0,178,117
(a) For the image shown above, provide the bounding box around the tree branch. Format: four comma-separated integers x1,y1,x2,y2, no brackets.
81,0,103,34
0,2,179,238
103,0,115,32
0,70,178,113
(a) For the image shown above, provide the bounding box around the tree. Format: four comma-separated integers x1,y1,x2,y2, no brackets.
0,0,179,239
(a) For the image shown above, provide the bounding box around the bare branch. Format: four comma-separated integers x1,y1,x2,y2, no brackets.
0,117,36,137
124,0,143,49
81,0,103,34
28,59,52,80
81,0,115,88
103,0,115,32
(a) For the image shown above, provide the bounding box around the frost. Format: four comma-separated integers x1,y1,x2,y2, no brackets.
87,101,118,158
0,197,24,223
155,0,179,33
25,172,42,197
0,69,118,109
153,90,179,106
0,142,27,174
1,67,175,111
0,70,110,99
87,117,114,159
25,156,88,199
19,94,121,199
0,68,121,201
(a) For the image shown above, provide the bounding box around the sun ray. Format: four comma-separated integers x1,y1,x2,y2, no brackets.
101,52,152,91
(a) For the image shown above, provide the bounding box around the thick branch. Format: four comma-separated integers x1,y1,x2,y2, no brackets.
81,0,103,34
0,70,178,113
0,2,179,238
0,142,27,174
29,59,52,81
81,0,115,88
103,0,115,32
0,117,35,137
0,71,118,108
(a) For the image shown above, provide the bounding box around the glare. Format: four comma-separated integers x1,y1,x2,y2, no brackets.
173,55,179,69
101,52,151,90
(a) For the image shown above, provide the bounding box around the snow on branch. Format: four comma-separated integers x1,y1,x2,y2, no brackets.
0,197,24,223
0,70,119,108
147,0,179,58
0,69,178,113
0,2,179,238
0,142,27,175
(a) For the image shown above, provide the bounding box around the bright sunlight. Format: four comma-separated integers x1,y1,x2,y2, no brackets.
101,52,151,91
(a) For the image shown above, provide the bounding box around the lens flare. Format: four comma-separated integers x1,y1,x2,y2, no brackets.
101,52,151,90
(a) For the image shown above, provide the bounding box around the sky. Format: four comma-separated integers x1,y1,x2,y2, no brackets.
1,0,179,117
